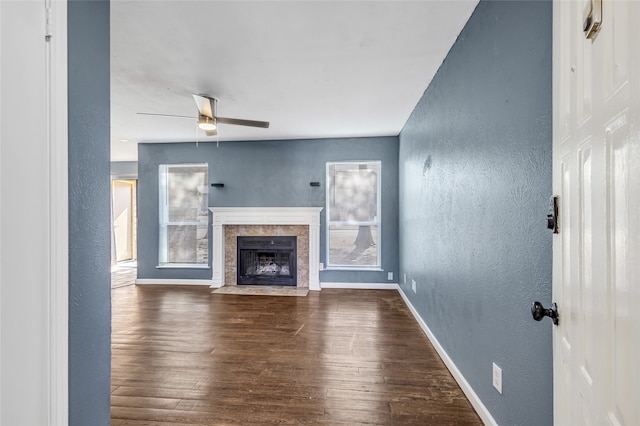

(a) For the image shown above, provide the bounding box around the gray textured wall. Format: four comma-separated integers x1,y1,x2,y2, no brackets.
137,137,399,283
68,1,111,424
398,1,553,424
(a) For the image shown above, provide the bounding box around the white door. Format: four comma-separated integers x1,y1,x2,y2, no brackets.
0,0,68,423
552,0,640,424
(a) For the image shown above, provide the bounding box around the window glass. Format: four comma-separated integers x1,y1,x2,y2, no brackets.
326,161,381,268
159,164,208,265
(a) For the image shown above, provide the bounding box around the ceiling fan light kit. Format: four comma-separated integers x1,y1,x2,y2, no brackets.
197,115,216,131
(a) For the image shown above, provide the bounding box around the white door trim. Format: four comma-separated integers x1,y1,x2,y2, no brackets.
0,2,3,420
46,0,68,423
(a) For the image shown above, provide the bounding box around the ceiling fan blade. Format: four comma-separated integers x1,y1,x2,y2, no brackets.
137,112,195,119
216,116,270,128
192,94,214,119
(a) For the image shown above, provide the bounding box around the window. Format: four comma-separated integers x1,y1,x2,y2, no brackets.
159,164,208,266
326,161,381,269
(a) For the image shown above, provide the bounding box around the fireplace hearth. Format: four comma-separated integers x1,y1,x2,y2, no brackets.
237,236,297,286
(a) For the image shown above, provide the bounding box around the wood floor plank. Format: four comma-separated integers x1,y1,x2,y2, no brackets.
111,286,481,424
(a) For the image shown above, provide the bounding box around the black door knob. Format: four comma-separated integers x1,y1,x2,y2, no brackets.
531,301,559,325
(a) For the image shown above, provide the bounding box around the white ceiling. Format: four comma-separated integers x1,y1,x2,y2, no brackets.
110,1,478,161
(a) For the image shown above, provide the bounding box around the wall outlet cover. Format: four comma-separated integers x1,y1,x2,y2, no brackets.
319,263,324,271
411,279,417,293
388,272,393,281
493,362,503,394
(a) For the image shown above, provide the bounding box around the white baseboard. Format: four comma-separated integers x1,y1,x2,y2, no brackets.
134,281,399,289
320,282,399,290
135,279,213,286
397,289,497,426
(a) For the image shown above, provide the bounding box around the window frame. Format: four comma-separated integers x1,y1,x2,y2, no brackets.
325,160,382,270
158,163,209,268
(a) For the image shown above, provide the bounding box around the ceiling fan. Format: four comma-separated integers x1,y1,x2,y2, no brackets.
137,94,269,137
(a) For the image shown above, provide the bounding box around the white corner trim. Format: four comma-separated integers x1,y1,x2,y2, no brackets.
0,4,3,419
397,289,498,426
135,279,213,286
47,1,69,424
320,282,399,290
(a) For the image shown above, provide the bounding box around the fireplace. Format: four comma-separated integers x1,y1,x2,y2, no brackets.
237,236,297,286
209,207,323,290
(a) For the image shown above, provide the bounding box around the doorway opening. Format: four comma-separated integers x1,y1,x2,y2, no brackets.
111,179,137,266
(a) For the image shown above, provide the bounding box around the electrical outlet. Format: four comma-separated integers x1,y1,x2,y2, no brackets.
387,272,393,281
404,273,407,284
493,363,503,394
319,263,324,271
411,279,417,293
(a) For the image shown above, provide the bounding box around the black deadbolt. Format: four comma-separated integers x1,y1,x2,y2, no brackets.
547,196,559,234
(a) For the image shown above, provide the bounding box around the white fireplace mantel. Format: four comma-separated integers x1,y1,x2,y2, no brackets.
209,207,323,290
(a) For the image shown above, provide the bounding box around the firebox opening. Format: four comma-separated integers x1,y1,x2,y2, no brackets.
237,236,297,286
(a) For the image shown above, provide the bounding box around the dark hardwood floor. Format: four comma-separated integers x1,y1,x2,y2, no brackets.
111,285,481,425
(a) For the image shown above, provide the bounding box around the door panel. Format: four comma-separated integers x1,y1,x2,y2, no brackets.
604,1,628,94
577,143,595,399
557,0,572,143
607,111,633,426
553,1,639,424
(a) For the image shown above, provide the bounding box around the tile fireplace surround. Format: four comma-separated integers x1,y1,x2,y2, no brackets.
209,207,323,291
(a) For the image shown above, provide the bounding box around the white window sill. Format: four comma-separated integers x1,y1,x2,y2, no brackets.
324,267,383,272
156,264,210,269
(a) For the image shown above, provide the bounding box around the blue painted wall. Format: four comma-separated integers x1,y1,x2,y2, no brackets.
68,1,111,424
137,137,399,284
398,1,552,424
